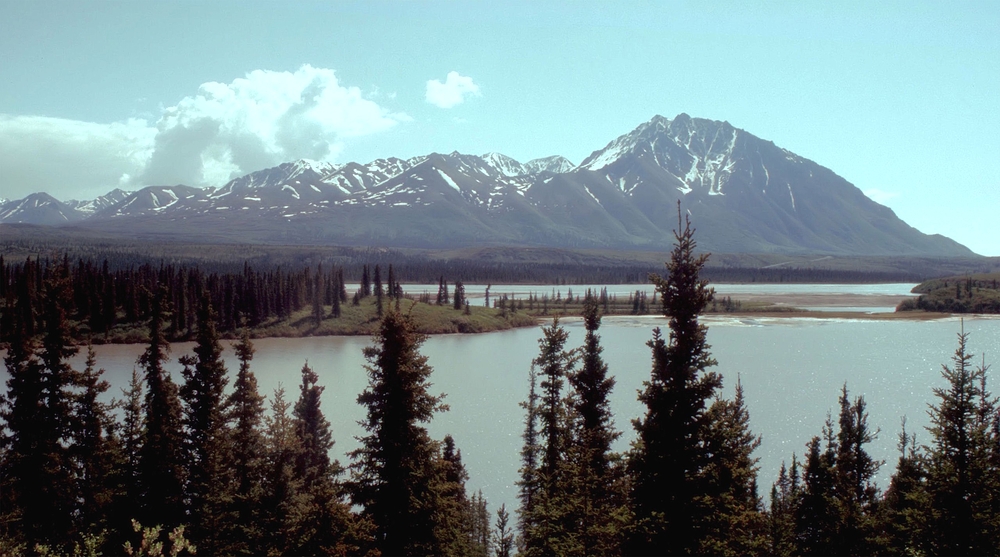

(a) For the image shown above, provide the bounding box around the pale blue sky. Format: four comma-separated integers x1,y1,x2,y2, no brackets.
1,1,997,255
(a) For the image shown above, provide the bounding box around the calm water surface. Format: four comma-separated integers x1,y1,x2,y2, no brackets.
31,310,998,518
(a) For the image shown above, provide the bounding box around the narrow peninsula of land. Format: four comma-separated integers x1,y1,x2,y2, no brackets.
897,273,1000,314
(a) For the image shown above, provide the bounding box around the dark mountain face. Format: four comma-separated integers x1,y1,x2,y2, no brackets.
1,115,974,256
0,192,85,226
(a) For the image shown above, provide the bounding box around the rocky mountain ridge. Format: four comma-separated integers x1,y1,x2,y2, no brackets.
0,115,974,256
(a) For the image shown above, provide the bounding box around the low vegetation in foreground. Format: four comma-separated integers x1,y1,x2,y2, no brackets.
897,272,1000,313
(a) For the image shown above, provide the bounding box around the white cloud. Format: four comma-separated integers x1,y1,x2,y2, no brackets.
0,115,155,200
863,188,899,205
425,71,481,108
0,65,408,201
142,64,409,187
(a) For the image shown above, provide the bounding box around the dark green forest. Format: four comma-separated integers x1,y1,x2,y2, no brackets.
1,220,999,556
897,272,1000,314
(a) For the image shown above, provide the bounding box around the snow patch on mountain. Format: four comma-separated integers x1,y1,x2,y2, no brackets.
436,169,461,192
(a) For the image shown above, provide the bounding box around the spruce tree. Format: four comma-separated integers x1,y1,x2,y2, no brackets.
627,208,721,555
116,369,145,548
137,287,186,530
833,385,882,555
568,298,624,556
33,271,81,547
519,317,579,557
879,421,930,556
434,434,477,557
795,419,839,556
72,344,120,540
331,274,342,318
387,264,397,300
768,457,801,556
226,329,267,553
374,265,384,317
338,268,348,304
923,327,1000,554
493,504,516,557
351,310,447,556
1,300,57,548
292,362,359,555
180,296,233,554
361,265,371,298
312,271,323,326
261,386,310,555
516,364,541,549
701,378,766,556
454,280,465,311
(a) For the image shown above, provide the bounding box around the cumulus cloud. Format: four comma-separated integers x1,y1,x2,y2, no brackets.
0,115,154,200
425,71,481,108
141,64,409,187
0,65,408,201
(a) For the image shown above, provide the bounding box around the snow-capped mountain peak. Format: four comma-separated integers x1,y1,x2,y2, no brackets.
481,152,527,177
525,155,575,174
0,114,973,257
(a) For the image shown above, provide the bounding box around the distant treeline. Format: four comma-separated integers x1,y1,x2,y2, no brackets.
2,229,953,284
0,255,403,343
0,251,927,346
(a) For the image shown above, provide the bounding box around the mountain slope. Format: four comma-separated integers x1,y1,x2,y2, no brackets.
0,193,85,225
3,115,975,256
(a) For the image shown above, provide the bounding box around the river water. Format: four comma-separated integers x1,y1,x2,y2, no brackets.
5,284,1000,518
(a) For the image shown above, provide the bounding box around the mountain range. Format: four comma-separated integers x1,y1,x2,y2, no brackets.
0,114,974,256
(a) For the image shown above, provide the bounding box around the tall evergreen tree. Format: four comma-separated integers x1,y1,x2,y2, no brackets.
180,296,233,554
700,379,766,556
330,272,343,318
261,386,309,555
386,264,397,300
768,457,801,556
519,317,579,557
795,418,839,556
338,268,348,304
923,327,1000,554
226,329,267,553
350,310,447,556
72,344,120,540
312,270,323,327
2,278,74,547
493,504,516,557
137,287,186,530
832,385,882,555
879,421,930,556
116,369,145,548
292,362,360,555
516,364,541,549
31,270,81,547
568,298,624,556
627,208,721,555
374,265,384,317
434,434,477,557
361,264,371,298
453,280,466,311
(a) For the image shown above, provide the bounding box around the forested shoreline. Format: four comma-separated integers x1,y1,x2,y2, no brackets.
897,272,1000,314
2,220,999,556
